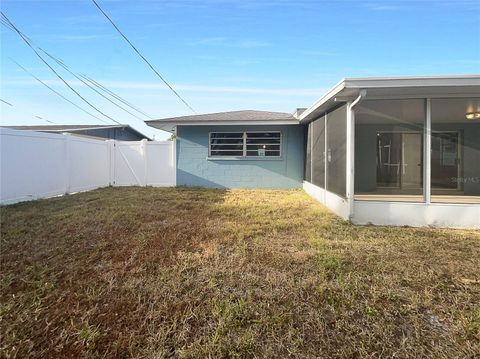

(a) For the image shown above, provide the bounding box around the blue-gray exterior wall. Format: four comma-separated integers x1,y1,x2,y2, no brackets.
176,125,305,189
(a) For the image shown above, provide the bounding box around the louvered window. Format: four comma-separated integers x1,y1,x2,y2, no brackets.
209,132,281,158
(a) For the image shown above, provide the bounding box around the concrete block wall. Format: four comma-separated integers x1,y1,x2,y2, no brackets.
176,125,305,189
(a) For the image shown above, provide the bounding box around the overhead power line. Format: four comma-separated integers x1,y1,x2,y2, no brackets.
0,98,55,124
3,14,153,125
10,58,107,123
80,74,153,119
34,46,153,121
4,25,153,127
38,48,147,122
1,99,13,106
1,12,117,125
91,0,197,114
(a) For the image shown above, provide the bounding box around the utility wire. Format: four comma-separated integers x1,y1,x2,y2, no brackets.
0,98,55,124
39,48,147,122
2,18,153,124
36,46,151,120
1,12,117,125
3,15,153,122
80,74,153,119
91,0,197,114
10,58,107,123
1,99,13,106
1,16,15,32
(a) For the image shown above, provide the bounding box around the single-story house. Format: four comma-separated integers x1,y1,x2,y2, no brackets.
146,75,480,228
1,124,151,141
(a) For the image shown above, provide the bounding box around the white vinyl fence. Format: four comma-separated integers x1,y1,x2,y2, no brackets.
0,128,175,205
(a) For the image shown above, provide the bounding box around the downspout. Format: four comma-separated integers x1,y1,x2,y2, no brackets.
350,89,367,110
346,89,367,221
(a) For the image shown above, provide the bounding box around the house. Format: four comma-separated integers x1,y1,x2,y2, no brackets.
1,124,151,141
147,110,304,189
146,75,480,228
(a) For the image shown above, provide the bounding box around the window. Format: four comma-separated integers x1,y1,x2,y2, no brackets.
209,132,244,157
209,132,281,158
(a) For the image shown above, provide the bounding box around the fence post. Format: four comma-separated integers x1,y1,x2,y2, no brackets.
107,140,115,186
142,139,148,186
172,138,177,186
64,133,72,194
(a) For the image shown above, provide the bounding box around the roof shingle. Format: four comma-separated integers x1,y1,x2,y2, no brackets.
146,110,296,124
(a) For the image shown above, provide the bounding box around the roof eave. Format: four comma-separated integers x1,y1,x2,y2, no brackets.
299,75,480,123
298,78,348,123
145,119,300,131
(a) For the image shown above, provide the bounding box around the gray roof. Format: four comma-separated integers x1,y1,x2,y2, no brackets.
1,124,152,140
146,110,296,125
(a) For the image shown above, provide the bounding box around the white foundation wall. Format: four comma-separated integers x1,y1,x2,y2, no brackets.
352,201,480,229
0,129,175,205
303,181,350,220
304,181,479,229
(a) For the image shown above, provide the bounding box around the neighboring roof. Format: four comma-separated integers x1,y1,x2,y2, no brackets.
299,74,480,122
1,124,152,140
146,110,297,131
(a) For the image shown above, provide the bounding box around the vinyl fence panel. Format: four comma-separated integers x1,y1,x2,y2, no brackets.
0,129,176,205
145,141,175,186
68,135,111,193
1,129,69,204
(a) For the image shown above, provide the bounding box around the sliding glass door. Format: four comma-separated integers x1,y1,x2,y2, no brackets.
354,99,425,201
376,132,423,190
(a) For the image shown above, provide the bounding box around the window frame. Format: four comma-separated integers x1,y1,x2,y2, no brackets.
208,131,282,159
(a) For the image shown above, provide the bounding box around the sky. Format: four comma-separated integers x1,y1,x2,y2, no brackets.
1,0,479,140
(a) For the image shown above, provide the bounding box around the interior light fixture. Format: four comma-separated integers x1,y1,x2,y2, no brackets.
465,112,480,120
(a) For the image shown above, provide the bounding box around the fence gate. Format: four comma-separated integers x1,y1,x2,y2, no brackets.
113,139,175,187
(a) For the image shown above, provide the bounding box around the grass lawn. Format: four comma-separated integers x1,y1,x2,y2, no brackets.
1,187,479,358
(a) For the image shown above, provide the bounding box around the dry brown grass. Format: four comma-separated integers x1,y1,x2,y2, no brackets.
1,187,479,358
